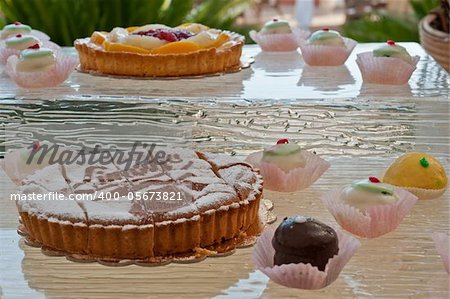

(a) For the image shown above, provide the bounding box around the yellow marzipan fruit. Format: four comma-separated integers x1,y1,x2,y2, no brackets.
383,152,447,189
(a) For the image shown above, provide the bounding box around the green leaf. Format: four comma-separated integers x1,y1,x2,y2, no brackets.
0,0,251,45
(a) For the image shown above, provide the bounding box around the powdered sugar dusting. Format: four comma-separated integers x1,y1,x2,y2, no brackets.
18,149,262,227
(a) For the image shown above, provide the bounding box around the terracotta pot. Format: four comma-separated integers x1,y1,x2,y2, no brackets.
419,14,450,72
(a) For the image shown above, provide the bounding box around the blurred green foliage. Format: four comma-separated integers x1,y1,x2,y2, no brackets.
342,0,440,42
409,0,440,19
0,0,253,46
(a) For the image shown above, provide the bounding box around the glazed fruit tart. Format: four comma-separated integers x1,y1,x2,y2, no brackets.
74,23,244,77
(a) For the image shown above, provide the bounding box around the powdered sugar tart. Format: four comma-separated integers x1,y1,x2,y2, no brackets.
75,23,244,77
15,148,264,264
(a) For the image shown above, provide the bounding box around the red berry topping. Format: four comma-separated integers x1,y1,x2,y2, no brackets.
28,43,40,49
159,31,177,42
387,40,396,46
32,142,41,151
369,176,381,183
133,29,193,42
276,139,289,144
14,21,22,25
322,28,330,31
16,34,22,38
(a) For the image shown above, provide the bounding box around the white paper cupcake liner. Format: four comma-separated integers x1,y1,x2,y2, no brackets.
245,150,330,192
0,40,61,64
431,232,450,274
322,187,418,238
252,227,360,289
356,52,420,85
5,53,78,88
250,28,309,52
299,38,357,66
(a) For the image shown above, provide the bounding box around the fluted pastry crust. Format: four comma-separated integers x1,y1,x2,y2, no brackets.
74,36,244,77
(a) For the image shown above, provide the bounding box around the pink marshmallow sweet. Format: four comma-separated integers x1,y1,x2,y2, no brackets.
245,150,329,192
5,52,78,88
356,52,420,85
322,187,417,238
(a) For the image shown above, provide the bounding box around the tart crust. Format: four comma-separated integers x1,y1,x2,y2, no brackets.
74,34,244,77
16,151,263,261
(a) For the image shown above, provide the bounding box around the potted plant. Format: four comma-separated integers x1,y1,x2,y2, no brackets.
419,0,449,71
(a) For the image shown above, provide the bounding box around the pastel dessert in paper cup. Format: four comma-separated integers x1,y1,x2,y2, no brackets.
0,22,50,41
322,177,418,238
5,43,78,88
250,19,309,52
356,40,420,85
382,152,448,200
0,141,63,185
0,33,61,64
252,216,360,289
431,232,450,274
299,28,356,66
245,139,330,192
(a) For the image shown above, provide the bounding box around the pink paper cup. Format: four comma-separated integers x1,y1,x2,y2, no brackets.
29,29,51,41
1,149,29,185
1,147,53,185
299,38,357,66
356,52,420,85
250,28,309,52
245,150,330,192
322,187,418,238
0,40,61,64
5,53,78,88
432,232,450,274
252,227,360,289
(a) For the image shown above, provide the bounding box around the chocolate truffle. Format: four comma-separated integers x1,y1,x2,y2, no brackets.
272,216,339,271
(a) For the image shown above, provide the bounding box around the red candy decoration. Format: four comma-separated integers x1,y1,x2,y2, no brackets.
322,28,330,31
387,40,396,46
14,21,22,25
276,139,289,144
28,43,40,49
32,142,41,151
369,176,381,183
16,34,22,38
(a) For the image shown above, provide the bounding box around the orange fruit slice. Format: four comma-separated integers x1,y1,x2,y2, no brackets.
103,41,151,54
207,33,230,48
152,41,201,54
126,26,140,33
90,31,107,45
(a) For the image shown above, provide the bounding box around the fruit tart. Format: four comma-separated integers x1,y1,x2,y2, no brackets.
74,23,244,77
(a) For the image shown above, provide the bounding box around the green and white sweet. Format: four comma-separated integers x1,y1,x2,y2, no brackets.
261,139,306,172
260,19,292,35
340,177,399,211
373,40,411,63
5,34,40,50
16,44,56,72
307,28,345,47
1,22,32,39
